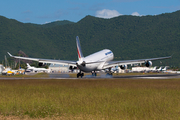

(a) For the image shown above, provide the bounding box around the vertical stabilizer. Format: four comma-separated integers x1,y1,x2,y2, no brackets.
76,36,84,60
26,63,31,68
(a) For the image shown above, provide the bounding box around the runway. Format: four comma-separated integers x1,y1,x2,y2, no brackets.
0,73,180,80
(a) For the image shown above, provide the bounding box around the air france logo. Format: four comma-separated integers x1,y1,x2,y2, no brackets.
105,51,112,55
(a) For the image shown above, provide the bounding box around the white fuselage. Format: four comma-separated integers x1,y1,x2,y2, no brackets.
77,49,114,72
27,66,48,72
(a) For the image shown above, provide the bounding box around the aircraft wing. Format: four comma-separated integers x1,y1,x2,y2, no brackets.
103,56,171,69
7,52,77,66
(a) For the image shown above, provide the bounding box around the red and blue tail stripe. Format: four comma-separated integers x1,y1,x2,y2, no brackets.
76,36,84,59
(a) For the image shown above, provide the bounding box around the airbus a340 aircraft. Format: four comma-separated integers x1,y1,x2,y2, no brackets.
8,36,171,78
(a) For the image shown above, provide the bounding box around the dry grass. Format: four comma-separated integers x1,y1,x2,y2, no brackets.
0,78,179,119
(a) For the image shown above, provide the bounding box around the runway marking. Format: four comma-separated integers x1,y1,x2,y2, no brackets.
136,77,168,79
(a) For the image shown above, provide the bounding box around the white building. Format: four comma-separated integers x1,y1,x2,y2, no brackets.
49,64,69,73
132,67,150,72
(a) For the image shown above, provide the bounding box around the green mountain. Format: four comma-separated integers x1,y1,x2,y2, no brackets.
27,20,75,28
0,11,180,67
41,20,75,28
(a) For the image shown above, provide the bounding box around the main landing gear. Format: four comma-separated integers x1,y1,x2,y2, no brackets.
106,68,113,76
77,71,84,78
92,71,97,77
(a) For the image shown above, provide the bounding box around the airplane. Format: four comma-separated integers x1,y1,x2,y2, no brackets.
2,67,18,75
7,36,171,78
149,66,157,72
151,66,157,71
26,63,50,73
157,67,162,72
162,66,168,71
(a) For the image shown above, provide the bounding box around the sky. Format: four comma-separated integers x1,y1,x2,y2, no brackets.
0,0,180,24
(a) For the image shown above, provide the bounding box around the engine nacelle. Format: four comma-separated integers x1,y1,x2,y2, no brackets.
39,62,43,66
69,66,77,70
145,61,152,67
120,64,127,70
38,62,46,67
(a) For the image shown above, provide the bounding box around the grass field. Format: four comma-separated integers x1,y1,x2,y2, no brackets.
0,78,180,119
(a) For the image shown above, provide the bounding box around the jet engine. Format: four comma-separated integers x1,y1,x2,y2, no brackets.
69,66,77,70
39,62,43,66
120,64,127,70
145,61,152,67
38,62,46,67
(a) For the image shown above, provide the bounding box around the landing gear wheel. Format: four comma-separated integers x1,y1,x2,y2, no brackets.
81,73,84,78
92,72,97,77
77,73,80,78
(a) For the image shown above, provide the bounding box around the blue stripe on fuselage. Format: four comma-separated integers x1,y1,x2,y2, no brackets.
105,51,112,55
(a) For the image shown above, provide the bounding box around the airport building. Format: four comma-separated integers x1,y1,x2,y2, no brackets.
49,64,70,73
132,67,150,72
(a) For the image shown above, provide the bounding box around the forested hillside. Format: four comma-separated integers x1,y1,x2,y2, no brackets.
0,10,180,66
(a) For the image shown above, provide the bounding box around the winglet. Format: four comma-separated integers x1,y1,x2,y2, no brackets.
7,52,13,57
171,53,174,58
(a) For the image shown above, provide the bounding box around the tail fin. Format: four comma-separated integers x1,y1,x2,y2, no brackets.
26,63,31,68
76,36,84,60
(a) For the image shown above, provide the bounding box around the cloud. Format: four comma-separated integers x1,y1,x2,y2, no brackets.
96,9,122,18
131,12,141,16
